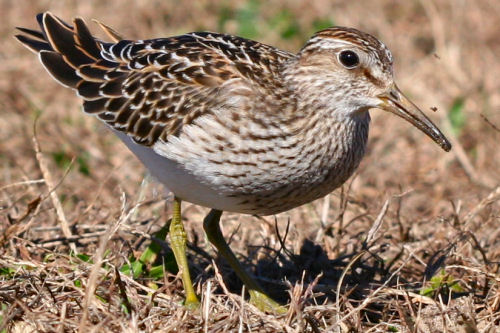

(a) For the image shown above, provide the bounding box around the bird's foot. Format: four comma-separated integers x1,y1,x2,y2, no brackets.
183,294,200,310
248,289,287,314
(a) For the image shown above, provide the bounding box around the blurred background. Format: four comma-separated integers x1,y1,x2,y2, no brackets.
0,0,499,330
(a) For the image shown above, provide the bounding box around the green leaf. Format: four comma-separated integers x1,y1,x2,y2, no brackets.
120,220,181,280
236,0,261,39
77,152,91,176
281,23,300,39
217,6,234,31
420,269,464,296
0,267,15,277
312,18,335,31
0,303,6,333
148,265,166,279
31,107,43,120
139,223,170,265
121,260,144,279
270,9,300,40
52,151,72,170
95,293,107,303
162,252,178,274
75,253,92,263
120,302,130,315
448,97,466,135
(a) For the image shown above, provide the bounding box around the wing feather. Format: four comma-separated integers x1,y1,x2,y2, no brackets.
15,12,294,146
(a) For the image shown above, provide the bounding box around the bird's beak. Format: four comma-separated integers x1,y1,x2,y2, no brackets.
377,84,451,152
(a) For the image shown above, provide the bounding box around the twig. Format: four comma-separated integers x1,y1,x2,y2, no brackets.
80,160,126,216
333,250,414,329
114,266,133,315
203,280,212,333
321,194,331,226
464,186,500,228
0,179,45,192
380,287,435,305
440,115,490,187
273,216,293,260
480,113,500,132
238,285,245,333
335,251,365,333
364,198,390,246
32,118,76,253
78,192,131,332
57,302,67,333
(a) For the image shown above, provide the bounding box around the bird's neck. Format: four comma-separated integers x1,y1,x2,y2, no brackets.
280,57,371,133
274,58,371,196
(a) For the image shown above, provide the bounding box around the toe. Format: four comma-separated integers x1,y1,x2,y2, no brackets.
248,290,287,314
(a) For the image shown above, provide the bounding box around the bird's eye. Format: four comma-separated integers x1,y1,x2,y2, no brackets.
338,50,360,68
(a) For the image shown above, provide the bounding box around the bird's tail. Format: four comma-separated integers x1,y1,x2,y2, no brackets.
14,12,128,115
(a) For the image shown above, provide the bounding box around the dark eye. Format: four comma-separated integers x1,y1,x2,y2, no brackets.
338,50,359,68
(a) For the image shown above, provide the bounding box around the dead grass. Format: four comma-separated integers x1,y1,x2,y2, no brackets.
1,0,499,332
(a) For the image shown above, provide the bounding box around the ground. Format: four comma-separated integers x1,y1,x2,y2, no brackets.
0,0,499,332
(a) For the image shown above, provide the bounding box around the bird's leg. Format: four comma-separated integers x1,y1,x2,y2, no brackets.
203,209,286,313
169,197,199,309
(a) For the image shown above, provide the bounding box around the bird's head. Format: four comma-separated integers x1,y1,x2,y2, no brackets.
292,26,451,152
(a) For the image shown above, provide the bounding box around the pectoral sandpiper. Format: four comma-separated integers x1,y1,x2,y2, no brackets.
15,12,451,312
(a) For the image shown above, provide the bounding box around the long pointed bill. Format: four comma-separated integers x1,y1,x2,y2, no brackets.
377,84,451,152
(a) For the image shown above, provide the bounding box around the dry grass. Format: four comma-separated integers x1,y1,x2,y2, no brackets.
1,0,499,332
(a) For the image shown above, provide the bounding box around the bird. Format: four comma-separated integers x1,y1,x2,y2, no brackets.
15,12,451,313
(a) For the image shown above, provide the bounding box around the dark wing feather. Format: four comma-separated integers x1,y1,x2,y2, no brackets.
15,12,294,146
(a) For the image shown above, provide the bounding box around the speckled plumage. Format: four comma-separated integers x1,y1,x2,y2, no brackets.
15,13,450,216
16,12,452,311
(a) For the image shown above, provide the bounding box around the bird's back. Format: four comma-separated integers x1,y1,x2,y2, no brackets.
16,13,294,145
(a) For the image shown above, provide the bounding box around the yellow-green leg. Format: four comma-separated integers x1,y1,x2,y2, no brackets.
203,209,286,313
169,197,199,309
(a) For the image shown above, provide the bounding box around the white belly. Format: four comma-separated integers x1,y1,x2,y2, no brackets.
114,130,243,212
112,110,369,216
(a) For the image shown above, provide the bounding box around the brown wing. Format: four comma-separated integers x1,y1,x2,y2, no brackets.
15,12,294,146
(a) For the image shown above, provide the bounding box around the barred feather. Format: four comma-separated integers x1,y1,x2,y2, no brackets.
15,12,293,146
